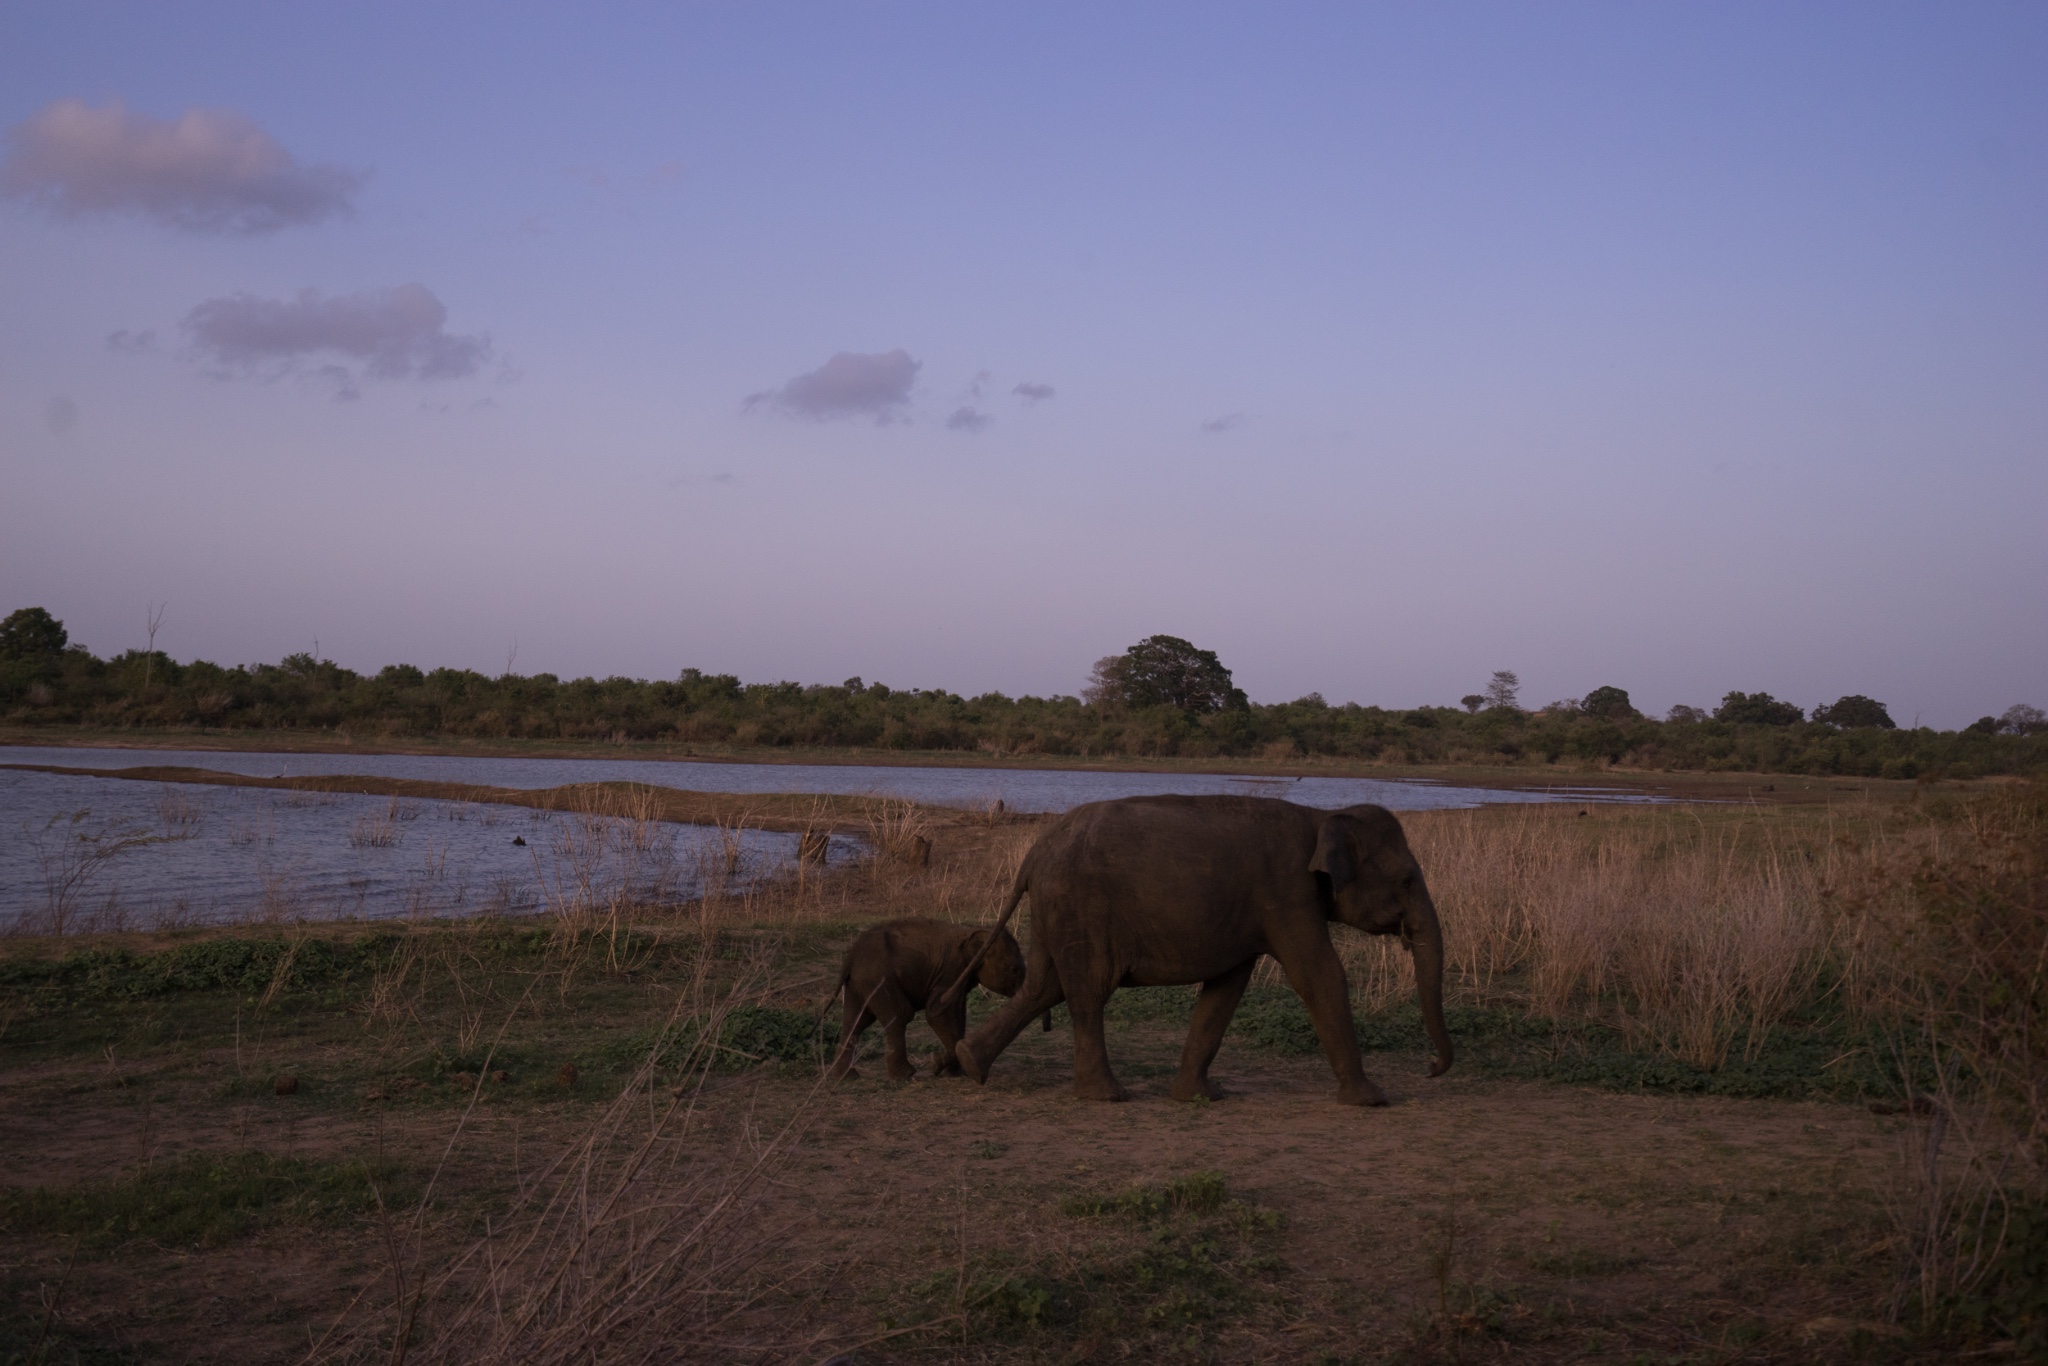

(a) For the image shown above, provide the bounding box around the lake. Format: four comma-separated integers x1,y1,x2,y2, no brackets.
0,744,1636,929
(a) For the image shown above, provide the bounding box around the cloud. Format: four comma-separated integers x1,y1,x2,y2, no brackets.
106,328,156,353
45,396,78,435
747,349,919,423
1013,382,1055,403
1200,413,1246,434
946,406,993,433
2,99,360,233
182,283,491,385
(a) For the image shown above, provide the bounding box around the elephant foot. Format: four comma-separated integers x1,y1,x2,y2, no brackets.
887,1062,917,1082
1170,1075,1224,1103
931,1055,964,1077
1073,1074,1130,1103
1336,1079,1390,1107
956,1040,991,1085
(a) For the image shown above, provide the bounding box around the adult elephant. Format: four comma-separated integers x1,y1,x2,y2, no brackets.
948,795,1451,1106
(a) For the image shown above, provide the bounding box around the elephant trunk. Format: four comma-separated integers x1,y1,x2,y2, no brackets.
1408,894,1454,1077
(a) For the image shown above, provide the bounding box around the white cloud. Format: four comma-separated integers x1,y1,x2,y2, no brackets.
106,328,156,353
1013,382,1055,403
746,349,920,423
182,284,490,387
2,99,360,233
1200,413,1246,434
946,406,993,433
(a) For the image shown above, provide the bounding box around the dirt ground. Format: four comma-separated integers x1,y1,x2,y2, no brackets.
0,1008,1915,1365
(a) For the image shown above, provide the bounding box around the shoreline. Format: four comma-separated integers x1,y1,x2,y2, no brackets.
0,725,1928,804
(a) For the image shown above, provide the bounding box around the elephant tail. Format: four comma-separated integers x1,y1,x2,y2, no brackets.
933,864,1031,1014
814,956,853,1031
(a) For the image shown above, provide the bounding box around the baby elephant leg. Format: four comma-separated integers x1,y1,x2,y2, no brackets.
830,994,873,1080
866,979,917,1080
925,994,970,1076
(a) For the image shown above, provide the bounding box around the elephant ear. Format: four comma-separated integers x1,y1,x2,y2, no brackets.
1309,816,1356,894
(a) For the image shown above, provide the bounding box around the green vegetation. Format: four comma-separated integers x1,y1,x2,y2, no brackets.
3,608,2042,779
0,1150,416,1250
894,1173,1286,1349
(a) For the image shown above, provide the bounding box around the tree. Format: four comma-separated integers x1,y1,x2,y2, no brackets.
1714,691,1804,726
1582,685,1638,721
1966,716,2000,735
1482,670,1520,710
1085,635,1246,713
2001,704,2048,736
1460,695,1486,713
1666,705,1707,723
0,607,67,660
1811,695,1895,729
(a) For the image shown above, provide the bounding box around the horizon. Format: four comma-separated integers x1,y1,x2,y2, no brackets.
4,5,2044,729
6,608,1998,728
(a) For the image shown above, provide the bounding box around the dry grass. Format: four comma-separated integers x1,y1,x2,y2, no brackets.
1325,803,1879,1069
13,789,2044,1362
1842,786,2047,1334
306,958,833,1365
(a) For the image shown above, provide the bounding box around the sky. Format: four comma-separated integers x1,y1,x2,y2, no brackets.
1,3,2043,728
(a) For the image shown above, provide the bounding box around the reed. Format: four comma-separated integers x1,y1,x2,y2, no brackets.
1366,803,1860,1068
305,954,827,1365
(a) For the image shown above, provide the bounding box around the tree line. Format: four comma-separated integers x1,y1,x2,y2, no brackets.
3,612,2041,780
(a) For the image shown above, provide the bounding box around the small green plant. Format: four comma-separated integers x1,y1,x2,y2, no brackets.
1060,1171,1230,1220
0,1150,414,1250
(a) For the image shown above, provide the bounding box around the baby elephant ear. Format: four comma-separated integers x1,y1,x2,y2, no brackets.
1309,816,1356,894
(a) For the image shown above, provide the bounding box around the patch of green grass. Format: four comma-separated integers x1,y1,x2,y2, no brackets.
595,1004,841,1077
0,1149,417,1251
1225,987,1910,1102
894,1173,1287,1349
1060,1170,1231,1221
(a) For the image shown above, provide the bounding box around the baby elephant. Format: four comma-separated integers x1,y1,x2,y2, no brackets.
828,919,1027,1081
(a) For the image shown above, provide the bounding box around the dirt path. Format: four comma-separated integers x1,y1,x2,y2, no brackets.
0,1017,1911,1363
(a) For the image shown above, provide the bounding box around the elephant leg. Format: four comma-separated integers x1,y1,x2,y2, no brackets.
829,999,873,1080
1272,929,1387,1107
1066,984,1129,1102
884,1013,915,1080
958,953,1065,1085
855,978,915,1080
1171,959,1256,1102
926,996,968,1076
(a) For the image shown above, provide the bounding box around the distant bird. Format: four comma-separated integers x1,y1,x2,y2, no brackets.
512,835,526,846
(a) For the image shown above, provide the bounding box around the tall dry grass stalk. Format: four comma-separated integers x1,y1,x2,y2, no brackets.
308,957,831,1365
1370,804,1872,1068
1844,785,2048,1330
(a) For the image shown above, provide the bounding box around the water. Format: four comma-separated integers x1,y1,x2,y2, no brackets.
0,744,1641,929
0,744,1626,814
0,764,833,931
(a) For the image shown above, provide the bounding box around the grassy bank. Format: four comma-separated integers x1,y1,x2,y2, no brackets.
2,788,2041,1361
0,723,1970,809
